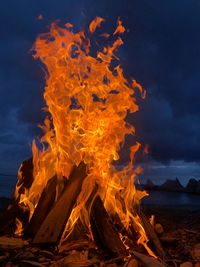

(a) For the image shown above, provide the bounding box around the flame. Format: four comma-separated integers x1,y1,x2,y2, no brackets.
15,17,154,256
89,16,105,33
15,218,23,236
113,19,126,35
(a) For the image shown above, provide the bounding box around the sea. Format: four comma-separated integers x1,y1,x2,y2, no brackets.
142,190,200,207
0,175,16,198
1,175,200,209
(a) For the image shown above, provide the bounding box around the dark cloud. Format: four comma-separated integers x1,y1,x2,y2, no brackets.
0,0,200,182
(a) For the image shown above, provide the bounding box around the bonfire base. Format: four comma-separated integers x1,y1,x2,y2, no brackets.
0,205,200,266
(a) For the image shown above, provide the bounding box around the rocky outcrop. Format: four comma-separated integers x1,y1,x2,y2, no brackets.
144,178,200,195
145,179,156,190
159,178,184,192
186,179,200,194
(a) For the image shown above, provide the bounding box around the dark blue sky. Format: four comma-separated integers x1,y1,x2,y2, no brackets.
1,0,200,192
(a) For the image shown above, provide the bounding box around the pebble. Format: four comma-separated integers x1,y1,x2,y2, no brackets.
38,257,47,262
0,255,8,262
40,250,54,259
192,243,200,259
154,223,164,235
180,262,193,267
5,262,14,267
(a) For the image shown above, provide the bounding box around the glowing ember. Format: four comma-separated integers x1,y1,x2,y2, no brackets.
15,17,154,256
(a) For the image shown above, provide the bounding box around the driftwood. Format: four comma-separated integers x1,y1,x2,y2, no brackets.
0,237,28,249
33,162,87,245
25,175,58,238
139,210,165,258
132,251,165,267
90,195,126,257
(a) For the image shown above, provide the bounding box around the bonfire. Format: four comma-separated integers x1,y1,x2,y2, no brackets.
1,17,199,267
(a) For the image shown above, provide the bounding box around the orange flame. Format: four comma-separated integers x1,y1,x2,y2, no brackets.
113,19,126,35
15,17,154,256
89,16,105,33
15,218,23,237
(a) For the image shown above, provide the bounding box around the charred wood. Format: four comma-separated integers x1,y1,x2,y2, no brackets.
24,175,58,238
0,237,28,249
32,162,87,245
132,251,165,267
139,210,165,258
90,195,126,258
0,158,34,235
63,183,98,243
14,157,34,202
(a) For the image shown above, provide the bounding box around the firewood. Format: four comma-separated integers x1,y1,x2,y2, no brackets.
59,239,92,253
139,210,165,258
0,158,33,235
50,250,95,267
90,195,126,258
62,183,98,242
0,237,28,249
0,204,19,235
14,157,34,202
180,262,193,267
33,162,87,245
25,175,58,238
124,258,138,267
20,260,46,267
132,251,165,267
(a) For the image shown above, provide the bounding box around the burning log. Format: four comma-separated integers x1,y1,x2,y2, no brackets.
14,157,34,202
33,162,87,245
62,183,98,243
0,237,28,250
132,251,165,267
139,210,165,258
0,158,33,235
0,204,20,235
24,175,58,238
90,195,126,258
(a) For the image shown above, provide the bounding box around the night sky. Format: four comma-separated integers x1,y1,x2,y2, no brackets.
1,0,200,195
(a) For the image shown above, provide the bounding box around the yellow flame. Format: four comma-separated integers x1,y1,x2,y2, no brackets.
15,218,23,237
14,17,154,256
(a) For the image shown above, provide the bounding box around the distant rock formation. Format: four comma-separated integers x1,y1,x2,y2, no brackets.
0,197,10,210
159,178,184,192
186,179,200,194
146,179,156,190
143,177,200,195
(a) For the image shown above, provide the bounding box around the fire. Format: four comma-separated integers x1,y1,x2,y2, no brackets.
15,17,154,256
15,218,23,237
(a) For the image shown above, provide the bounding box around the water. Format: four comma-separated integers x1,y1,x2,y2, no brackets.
1,176,200,208
142,190,200,207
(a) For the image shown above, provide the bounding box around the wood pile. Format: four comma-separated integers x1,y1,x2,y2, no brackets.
0,159,200,266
